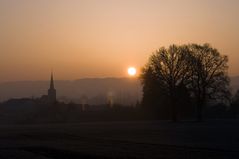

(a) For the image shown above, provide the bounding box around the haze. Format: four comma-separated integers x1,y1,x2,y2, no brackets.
0,0,239,82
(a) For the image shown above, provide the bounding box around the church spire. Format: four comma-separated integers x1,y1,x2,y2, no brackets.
50,72,54,89
48,71,56,104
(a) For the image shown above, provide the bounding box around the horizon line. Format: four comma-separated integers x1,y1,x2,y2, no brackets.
0,76,141,84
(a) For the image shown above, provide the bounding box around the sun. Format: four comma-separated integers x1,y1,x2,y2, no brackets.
128,67,137,76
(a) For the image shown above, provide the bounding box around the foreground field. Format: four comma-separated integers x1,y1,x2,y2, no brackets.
0,120,239,159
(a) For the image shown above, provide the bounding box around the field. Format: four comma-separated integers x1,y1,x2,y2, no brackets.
0,120,239,159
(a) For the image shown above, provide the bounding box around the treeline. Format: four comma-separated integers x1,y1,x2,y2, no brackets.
0,97,239,124
0,100,142,124
140,43,231,122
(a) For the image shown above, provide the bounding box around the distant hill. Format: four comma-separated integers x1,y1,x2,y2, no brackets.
0,76,238,104
0,78,142,105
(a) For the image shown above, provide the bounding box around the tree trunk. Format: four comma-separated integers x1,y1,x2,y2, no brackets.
171,97,178,122
196,88,206,122
172,103,177,122
170,84,178,122
196,97,205,122
196,102,203,122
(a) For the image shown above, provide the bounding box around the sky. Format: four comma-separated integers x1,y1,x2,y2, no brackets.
0,0,239,82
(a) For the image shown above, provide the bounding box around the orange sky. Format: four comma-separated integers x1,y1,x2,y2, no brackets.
0,0,239,82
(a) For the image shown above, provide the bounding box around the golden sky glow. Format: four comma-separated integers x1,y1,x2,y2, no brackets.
0,0,239,82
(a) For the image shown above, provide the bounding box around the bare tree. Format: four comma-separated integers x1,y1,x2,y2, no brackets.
188,44,229,121
141,45,191,122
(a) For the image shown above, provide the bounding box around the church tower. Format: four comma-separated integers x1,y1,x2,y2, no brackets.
48,72,56,104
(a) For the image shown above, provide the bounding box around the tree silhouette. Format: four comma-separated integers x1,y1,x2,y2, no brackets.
187,44,229,121
141,43,229,122
233,90,239,104
231,90,239,118
140,66,169,119
141,45,191,122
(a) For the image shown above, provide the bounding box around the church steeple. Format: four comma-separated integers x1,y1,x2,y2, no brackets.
50,72,55,89
48,72,56,104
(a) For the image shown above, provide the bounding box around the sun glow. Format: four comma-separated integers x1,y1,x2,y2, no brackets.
128,67,137,76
